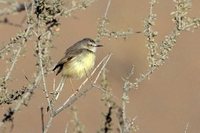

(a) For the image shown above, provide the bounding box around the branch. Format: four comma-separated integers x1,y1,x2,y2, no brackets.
43,54,112,133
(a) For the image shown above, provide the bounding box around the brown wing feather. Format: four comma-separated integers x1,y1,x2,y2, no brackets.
53,49,88,75
65,41,81,55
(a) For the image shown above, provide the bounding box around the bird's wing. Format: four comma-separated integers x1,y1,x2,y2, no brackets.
53,49,86,75
60,49,86,64
65,41,82,55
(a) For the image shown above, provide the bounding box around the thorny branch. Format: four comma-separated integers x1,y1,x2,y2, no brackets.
125,0,200,92
0,0,200,132
43,54,112,133
96,0,133,41
119,0,200,132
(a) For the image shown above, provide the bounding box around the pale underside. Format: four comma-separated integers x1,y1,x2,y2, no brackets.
62,52,95,78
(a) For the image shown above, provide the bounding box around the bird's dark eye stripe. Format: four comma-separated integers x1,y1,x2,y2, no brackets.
89,39,95,43
82,38,96,44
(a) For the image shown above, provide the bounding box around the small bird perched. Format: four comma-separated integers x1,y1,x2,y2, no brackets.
53,38,103,78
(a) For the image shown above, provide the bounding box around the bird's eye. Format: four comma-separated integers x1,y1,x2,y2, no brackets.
88,42,93,46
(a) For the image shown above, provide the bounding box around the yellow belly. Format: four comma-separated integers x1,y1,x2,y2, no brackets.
62,53,95,78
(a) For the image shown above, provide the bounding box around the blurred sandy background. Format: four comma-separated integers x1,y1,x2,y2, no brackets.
1,0,200,133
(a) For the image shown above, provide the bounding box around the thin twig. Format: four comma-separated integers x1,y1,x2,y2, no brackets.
184,122,189,133
3,24,32,83
63,0,96,17
121,66,135,133
104,0,112,18
37,36,54,115
4,47,22,82
40,107,45,133
54,77,66,100
64,123,68,133
94,54,112,84
76,54,111,91
43,116,53,133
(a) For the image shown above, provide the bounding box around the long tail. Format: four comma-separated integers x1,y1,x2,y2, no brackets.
53,64,63,75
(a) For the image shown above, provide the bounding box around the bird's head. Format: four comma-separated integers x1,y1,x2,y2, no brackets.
81,38,103,52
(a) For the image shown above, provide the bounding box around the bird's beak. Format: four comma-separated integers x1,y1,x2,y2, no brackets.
96,44,103,47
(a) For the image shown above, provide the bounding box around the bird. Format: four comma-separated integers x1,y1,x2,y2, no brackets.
53,38,103,78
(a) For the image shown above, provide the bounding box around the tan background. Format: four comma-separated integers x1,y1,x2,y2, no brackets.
1,0,200,133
